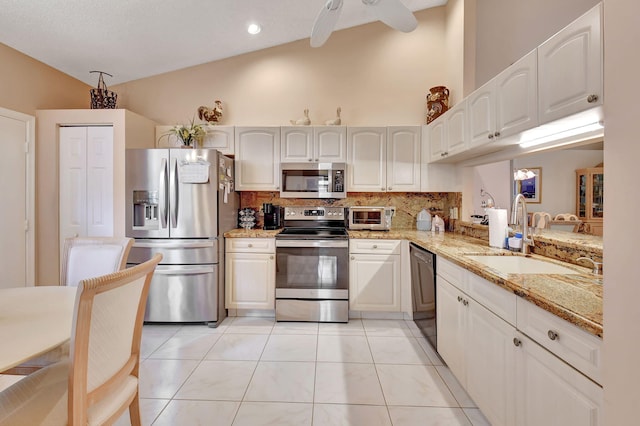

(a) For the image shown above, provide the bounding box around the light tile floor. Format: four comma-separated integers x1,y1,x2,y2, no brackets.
119,317,491,425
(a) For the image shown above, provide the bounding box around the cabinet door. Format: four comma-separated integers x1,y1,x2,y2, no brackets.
436,278,466,383
445,101,468,156
235,127,281,191
347,127,386,192
350,253,400,312
427,118,447,162
314,126,347,162
467,80,496,148
516,334,603,426
281,126,313,162
466,299,517,426
538,3,603,124
201,125,235,155
85,126,114,238
496,50,538,139
420,126,459,191
386,126,420,192
225,252,275,309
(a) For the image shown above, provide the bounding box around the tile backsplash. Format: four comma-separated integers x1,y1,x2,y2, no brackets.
239,192,462,230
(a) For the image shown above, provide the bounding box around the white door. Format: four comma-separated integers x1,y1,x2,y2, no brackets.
59,126,114,256
0,109,34,287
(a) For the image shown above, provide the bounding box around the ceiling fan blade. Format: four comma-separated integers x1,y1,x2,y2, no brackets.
363,0,418,33
310,0,344,47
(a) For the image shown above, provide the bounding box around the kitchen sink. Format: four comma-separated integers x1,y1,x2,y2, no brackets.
466,255,580,275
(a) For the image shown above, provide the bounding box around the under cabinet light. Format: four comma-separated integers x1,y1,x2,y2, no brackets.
519,121,604,148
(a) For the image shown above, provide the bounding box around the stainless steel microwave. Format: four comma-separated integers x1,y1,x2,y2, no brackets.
280,162,346,199
348,206,395,230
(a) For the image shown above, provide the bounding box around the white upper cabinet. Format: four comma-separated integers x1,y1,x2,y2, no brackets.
235,126,281,191
386,126,421,192
347,127,386,192
281,126,346,163
314,126,347,162
281,126,313,162
468,49,538,148
538,3,603,124
427,100,468,163
155,125,235,155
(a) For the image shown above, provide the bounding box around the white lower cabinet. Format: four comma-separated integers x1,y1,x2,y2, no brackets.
437,277,517,426
349,239,401,312
225,238,275,310
436,257,602,426
515,332,603,426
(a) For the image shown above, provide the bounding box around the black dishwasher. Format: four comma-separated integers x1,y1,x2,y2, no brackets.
409,243,437,351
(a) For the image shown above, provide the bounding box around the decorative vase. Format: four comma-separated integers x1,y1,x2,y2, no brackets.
426,86,450,124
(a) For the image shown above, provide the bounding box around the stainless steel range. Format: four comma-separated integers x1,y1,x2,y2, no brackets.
275,206,349,323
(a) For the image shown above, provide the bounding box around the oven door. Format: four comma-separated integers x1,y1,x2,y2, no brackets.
275,239,349,299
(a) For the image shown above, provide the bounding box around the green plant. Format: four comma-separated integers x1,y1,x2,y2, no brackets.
164,118,205,147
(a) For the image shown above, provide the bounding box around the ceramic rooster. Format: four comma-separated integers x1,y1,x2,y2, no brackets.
325,107,342,125
290,108,311,125
198,100,223,124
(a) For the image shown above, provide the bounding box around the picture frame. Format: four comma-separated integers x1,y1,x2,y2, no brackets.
514,167,541,204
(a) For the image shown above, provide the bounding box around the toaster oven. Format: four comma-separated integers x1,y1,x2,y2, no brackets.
348,206,395,231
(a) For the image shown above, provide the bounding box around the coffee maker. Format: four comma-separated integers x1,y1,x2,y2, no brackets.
263,203,282,230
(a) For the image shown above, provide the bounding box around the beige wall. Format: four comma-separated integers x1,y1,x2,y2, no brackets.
35,109,155,284
473,0,600,88
603,0,640,423
0,43,89,115
113,8,447,127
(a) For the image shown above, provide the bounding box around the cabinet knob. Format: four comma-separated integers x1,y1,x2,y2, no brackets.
373,245,378,249
444,151,448,156
587,94,599,103
494,131,501,137
462,299,469,306
276,186,280,190
457,296,462,302
388,187,392,190
547,330,559,341
488,133,494,139
270,255,274,260
351,256,355,260
513,337,522,347
308,158,312,162
248,243,253,248
315,159,319,161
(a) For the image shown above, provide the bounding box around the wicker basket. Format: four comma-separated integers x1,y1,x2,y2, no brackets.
89,71,117,109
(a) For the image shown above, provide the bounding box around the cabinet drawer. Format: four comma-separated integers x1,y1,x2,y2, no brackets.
349,239,401,255
468,273,517,326
517,298,602,384
226,238,275,253
437,257,467,292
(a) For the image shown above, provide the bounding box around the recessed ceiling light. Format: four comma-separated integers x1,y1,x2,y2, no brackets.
247,23,261,35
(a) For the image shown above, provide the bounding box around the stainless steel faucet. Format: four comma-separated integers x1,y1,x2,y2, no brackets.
510,193,534,254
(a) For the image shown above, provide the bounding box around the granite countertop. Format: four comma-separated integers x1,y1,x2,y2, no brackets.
225,227,603,338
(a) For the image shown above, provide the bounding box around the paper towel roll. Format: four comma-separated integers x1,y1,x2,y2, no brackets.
487,208,508,248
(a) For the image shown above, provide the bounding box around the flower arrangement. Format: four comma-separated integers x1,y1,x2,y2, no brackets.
164,118,206,147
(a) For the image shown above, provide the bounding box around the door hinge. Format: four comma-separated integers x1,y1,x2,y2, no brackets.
24,220,29,232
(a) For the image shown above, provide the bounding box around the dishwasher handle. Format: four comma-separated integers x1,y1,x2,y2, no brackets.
410,243,434,265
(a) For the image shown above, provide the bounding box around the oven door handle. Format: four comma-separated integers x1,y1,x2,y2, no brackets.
276,240,349,248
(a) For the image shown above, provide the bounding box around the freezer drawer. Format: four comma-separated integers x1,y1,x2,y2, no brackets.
138,264,219,323
128,239,218,264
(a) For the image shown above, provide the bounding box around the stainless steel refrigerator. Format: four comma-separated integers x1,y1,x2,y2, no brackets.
125,148,238,326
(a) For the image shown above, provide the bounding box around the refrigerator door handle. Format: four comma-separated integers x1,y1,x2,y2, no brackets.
170,156,178,228
154,267,213,276
159,157,168,228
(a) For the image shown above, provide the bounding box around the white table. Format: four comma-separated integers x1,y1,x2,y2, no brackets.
0,286,77,372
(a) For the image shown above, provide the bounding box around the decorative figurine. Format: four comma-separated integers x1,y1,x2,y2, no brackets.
325,107,342,125
290,108,311,125
198,100,223,124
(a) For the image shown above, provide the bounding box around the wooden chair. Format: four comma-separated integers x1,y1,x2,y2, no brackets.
61,237,134,287
0,254,162,426
531,212,552,229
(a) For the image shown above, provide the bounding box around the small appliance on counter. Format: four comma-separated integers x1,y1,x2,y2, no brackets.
348,206,395,231
263,203,282,230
